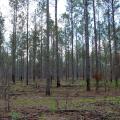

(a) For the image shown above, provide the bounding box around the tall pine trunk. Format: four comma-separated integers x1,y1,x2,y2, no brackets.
55,0,60,87
93,0,99,91
112,0,118,87
108,1,112,82
46,0,50,95
71,0,74,83
33,10,37,82
26,0,29,85
12,2,17,84
98,10,101,76
76,31,79,80
84,0,90,91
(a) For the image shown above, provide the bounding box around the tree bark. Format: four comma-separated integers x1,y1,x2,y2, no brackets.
108,0,112,82
33,10,37,82
71,0,74,83
112,0,118,87
46,0,51,96
12,2,17,84
55,0,60,87
84,0,90,91
26,0,29,85
93,0,99,91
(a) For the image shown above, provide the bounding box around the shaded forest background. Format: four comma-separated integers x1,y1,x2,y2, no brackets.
0,0,120,95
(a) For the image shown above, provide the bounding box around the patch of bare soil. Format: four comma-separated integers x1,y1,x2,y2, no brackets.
0,83,120,120
44,111,102,120
0,104,120,120
8,83,120,98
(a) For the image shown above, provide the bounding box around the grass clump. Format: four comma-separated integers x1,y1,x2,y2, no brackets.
10,111,20,120
13,97,57,112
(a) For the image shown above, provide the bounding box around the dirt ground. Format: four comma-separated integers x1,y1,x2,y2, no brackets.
0,80,120,120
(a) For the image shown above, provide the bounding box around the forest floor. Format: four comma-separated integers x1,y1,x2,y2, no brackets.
0,80,120,120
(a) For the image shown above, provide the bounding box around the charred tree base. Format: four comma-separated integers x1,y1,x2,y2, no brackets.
12,74,15,84
57,76,60,88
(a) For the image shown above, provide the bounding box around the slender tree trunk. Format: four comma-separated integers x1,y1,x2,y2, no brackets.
26,0,29,85
55,0,60,87
33,10,37,82
38,12,43,80
40,32,43,79
52,31,55,80
23,53,24,80
93,0,99,91
70,0,74,83
76,31,78,80
20,52,24,82
46,0,50,96
108,1,112,82
68,39,70,80
112,0,118,87
91,37,94,78
39,14,43,80
17,56,19,80
60,46,63,80
104,47,107,92
65,26,68,81
84,0,90,91
20,53,22,82
98,11,101,77
82,45,85,80
12,2,17,84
